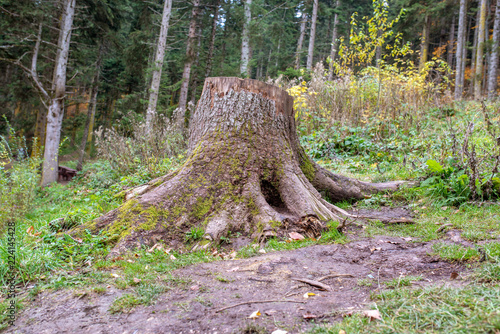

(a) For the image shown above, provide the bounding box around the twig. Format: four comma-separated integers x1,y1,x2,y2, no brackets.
290,277,331,291
317,273,354,281
215,299,306,313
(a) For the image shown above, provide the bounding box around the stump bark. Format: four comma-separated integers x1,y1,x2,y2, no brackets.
87,78,403,254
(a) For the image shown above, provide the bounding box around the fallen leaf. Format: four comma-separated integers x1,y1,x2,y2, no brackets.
73,237,83,244
110,273,120,278
258,249,266,254
441,206,448,210
127,259,135,263
133,278,141,284
402,237,413,242
339,330,346,334
363,309,382,321
370,247,381,252
227,267,239,272
170,255,176,260
190,285,199,291
265,309,277,316
450,272,458,280
303,292,316,299
134,253,140,258
248,310,261,319
26,226,34,235
33,231,42,237
289,232,305,240
230,251,237,258
271,330,288,334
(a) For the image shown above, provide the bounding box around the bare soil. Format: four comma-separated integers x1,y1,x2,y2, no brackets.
5,234,465,334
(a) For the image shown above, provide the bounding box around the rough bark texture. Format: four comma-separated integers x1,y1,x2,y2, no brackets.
488,0,500,99
454,0,467,100
85,78,403,256
41,0,76,186
447,15,456,68
475,0,487,100
146,0,173,128
306,0,318,70
240,0,252,76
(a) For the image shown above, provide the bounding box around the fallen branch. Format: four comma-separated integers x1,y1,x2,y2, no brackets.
215,299,306,313
290,277,331,291
317,273,354,281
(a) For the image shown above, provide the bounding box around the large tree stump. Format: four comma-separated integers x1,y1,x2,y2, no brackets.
86,78,403,254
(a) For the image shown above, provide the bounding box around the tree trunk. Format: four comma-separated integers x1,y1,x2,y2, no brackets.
488,0,500,99
455,0,467,99
448,15,456,68
77,51,102,171
205,0,220,79
146,0,173,129
419,14,430,71
327,0,340,81
41,0,76,186
190,25,203,104
471,8,480,94
84,78,404,256
177,0,201,126
295,1,309,70
240,0,252,76
306,0,318,70
475,0,487,99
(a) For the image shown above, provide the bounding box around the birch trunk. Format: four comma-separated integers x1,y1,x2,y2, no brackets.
306,0,318,70
41,0,76,186
474,0,487,99
240,0,252,76
455,0,467,99
327,0,340,81
146,0,173,129
295,3,308,70
177,0,201,127
488,0,500,99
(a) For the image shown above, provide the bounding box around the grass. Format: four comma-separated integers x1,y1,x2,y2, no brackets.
310,284,500,334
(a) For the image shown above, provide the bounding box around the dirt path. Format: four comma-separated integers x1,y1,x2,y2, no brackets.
5,236,464,334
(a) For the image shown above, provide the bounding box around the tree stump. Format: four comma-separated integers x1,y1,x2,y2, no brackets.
85,77,403,254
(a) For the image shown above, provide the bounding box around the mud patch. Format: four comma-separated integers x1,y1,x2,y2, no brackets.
6,236,465,334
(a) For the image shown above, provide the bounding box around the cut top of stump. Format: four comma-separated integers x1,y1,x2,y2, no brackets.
203,77,294,116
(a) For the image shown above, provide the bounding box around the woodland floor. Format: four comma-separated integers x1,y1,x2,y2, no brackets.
4,212,480,334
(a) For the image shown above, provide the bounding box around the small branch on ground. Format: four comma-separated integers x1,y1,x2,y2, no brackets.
289,277,331,291
215,299,306,313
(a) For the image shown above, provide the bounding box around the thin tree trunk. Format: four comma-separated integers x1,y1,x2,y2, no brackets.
240,0,252,76
488,0,500,99
327,0,340,80
474,0,487,99
419,14,430,70
77,51,102,171
306,0,318,70
41,0,76,186
448,15,456,67
146,0,173,129
177,0,201,127
471,8,480,93
190,25,203,104
205,0,220,79
295,2,309,70
455,0,467,99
